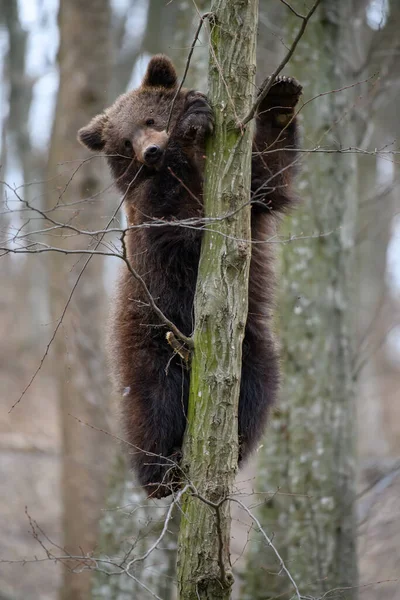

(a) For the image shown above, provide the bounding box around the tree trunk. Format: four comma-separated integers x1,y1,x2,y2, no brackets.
177,2,258,599
45,2,114,599
241,2,359,598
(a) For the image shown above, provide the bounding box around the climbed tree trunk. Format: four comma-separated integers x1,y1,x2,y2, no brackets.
45,2,113,599
241,2,358,598
177,2,258,599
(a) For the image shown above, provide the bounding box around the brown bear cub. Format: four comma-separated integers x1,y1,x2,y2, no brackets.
78,55,302,498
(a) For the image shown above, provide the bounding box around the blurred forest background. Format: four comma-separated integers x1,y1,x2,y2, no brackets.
0,0,400,599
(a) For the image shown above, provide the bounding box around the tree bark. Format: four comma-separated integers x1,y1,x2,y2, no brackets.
177,2,258,599
241,2,359,598
45,2,114,599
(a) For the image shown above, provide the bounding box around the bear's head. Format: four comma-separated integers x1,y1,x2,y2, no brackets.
78,55,185,188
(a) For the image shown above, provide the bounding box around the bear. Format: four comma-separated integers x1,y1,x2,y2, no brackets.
78,55,302,498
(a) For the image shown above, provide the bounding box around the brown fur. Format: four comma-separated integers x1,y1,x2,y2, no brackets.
78,56,302,498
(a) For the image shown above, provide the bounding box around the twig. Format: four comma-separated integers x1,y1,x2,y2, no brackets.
7,161,195,409
123,573,164,600
230,498,302,600
120,231,193,348
241,0,321,126
167,166,203,206
166,12,211,132
320,580,399,599
126,485,190,571
8,167,138,412
69,413,188,494
166,331,191,362
279,0,305,19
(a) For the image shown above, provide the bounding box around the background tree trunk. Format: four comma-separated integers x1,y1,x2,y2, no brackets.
177,2,257,599
45,2,114,599
241,2,359,598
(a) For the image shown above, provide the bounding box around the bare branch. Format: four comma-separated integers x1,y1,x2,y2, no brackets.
230,497,302,600
125,484,190,570
241,0,321,126
120,231,194,349
166,12,211,133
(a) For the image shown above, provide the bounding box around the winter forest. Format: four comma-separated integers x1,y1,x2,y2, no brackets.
1,0,400,599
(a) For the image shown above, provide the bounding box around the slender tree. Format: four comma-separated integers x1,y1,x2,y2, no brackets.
45,2,113,599
242,2,359,598
177,2,257,599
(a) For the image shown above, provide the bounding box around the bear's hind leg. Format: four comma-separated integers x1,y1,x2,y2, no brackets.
123,356,189,498
238,334,280,464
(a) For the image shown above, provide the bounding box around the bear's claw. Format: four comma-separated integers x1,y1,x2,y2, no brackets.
258,75,302,109
177,90,215,139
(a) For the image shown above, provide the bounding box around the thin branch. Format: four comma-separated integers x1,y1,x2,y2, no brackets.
120,231,193,348
241,0,321,126
279,0,305,19
165,12,211,133
7,168,136,412
125,485,190,571
230,498,302,600
166,331,191,362
69,414,188,494
123,573,164,600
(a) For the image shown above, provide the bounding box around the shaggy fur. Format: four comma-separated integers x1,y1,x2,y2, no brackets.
78,55,302,498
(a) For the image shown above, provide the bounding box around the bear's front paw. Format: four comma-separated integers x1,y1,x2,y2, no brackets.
177,90,214,139
259,75,302,109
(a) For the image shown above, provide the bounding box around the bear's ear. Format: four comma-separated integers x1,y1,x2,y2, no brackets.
141,55,177,89
78,113,107,151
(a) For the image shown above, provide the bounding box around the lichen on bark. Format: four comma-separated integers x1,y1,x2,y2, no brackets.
241,2,359,598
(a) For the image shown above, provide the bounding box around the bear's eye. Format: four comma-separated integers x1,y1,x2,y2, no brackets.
145,118,155,126
124,139,132,150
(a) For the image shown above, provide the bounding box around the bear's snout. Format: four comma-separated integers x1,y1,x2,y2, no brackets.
144,144,163,165
133,128,168,167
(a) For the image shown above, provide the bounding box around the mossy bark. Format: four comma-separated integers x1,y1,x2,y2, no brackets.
241,2,359,599
177,2,258,599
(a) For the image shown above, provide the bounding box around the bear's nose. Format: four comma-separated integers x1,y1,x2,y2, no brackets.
144,145,163,164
